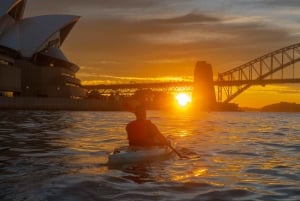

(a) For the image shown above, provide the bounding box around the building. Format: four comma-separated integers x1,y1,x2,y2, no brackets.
0,0,85,98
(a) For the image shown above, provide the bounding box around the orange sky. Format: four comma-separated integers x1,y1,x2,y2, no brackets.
25,0,300,107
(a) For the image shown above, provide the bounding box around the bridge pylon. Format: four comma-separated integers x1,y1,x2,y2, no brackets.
193,61,216,110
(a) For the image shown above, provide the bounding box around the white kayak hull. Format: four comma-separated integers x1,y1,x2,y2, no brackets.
108,145,174,165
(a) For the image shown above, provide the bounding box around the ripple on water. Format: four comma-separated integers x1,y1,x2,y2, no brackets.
1,111,300,201
46,175,219,201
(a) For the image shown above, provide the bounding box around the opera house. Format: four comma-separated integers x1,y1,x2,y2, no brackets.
0,0,117,110
0,0,85,99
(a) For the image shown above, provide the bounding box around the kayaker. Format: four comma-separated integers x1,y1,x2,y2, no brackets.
126,105,169,147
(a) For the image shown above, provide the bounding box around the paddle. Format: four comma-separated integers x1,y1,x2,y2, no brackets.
167,142,187,159
157,132,188,159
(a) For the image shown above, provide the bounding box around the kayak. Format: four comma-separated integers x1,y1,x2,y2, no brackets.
108,142,175,165
108,145,174,165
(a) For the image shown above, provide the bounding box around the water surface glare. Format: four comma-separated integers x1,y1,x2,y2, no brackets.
0,111,299,201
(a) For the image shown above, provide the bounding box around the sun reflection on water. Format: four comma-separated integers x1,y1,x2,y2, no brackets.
172,168,208,182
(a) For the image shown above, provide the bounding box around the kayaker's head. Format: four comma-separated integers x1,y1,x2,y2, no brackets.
134,105,146,120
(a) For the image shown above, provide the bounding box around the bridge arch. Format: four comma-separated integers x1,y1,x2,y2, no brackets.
217,42,300,103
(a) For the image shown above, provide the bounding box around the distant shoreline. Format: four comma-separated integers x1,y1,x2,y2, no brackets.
260,102,300,112
241,102,300,112
1,97,299,112
0,97,123,111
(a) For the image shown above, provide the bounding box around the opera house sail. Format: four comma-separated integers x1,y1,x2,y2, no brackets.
0,0,99,110
0,0,86,102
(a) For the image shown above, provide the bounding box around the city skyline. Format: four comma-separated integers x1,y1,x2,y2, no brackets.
24,0,300,107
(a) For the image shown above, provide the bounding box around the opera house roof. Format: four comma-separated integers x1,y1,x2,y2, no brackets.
0,0,79,61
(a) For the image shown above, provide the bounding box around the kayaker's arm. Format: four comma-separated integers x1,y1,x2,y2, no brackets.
149,122,169,145
148,121,187,158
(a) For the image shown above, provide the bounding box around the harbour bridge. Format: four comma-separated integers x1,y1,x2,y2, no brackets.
83,42,300,104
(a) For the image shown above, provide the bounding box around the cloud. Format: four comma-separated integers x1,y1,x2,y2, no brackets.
26,0,159,9
145,12,220,24
256,0,300,7
64,11,296,80
88,0,159,8
24,0,166,18
24,0,299,79
80,73,191,85
254,85,300,95
221,0,300,8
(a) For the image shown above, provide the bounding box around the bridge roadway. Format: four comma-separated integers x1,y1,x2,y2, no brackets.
83,78,300,91
83,81,193,91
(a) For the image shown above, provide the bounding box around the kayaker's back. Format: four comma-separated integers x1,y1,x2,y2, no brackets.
127,119,167,146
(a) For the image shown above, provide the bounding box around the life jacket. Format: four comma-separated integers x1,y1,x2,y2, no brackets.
126,120,156,146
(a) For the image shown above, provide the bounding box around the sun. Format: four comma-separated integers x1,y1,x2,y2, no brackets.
175,93,192,107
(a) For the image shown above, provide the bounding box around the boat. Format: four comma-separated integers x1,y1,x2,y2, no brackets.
108,141,176,165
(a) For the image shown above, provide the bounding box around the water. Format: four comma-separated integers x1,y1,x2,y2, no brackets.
0,110,299,201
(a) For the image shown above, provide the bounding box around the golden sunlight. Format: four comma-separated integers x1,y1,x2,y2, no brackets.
175,93,192,107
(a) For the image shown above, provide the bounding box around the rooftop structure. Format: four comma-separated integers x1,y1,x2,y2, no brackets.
0,0,85,98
